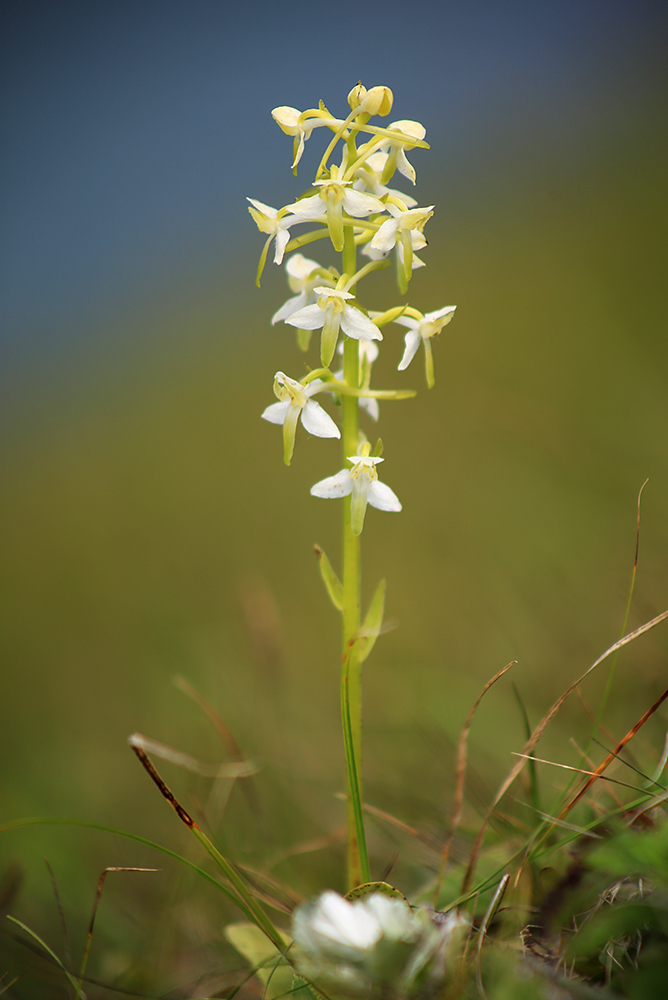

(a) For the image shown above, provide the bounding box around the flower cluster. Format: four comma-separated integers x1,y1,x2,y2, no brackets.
250,83,456,535
292,890,468,997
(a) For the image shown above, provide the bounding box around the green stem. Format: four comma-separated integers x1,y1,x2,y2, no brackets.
341,226,366,890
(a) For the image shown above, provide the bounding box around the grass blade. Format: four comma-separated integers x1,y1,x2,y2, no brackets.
128,738,286,951
461,607,668,895
432,661,515,907
5,916,85,1000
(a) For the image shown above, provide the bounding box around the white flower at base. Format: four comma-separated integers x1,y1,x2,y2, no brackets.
286,287,382,368
263,371,340,466
310,445,401,535
292,890,469,997
395,305,457,389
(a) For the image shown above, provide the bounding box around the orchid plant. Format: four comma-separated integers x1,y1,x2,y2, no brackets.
250,83,456,898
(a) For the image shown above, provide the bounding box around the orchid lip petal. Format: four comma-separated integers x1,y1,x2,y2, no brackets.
350,474,371,535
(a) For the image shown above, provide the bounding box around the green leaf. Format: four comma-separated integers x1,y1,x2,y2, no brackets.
358,579,386,663
315,545,343,611
372,437,383,457
225,923,293,999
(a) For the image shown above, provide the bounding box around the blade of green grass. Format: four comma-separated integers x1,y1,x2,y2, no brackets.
5,916,85,1000
512,683,540,817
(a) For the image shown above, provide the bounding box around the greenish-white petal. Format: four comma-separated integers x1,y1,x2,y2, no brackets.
271,292,306,324
340,306,382,342
310,469,353,499
368,481,402,512
261,401,290,425
342,189,385,218
369,217,399,253
285,304,325,330
398,330,421,371
300,400,340,439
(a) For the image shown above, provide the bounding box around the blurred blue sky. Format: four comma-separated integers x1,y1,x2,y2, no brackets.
1,0,666,366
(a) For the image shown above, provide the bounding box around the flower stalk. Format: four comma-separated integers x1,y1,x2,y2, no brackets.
341,228,365,887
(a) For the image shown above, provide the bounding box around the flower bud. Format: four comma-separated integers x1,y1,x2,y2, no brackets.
360,86,394,117
347,82,367,111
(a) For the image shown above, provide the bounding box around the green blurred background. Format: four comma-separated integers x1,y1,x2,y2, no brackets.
1,0,667,994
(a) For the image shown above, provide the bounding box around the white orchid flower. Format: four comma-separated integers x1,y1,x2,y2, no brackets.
295,891,384,958
271,106,338,169
395,305,457,388
310,444,401,535
247,198,300,284
285,165,385,253
369,204,433,256
368,203,433,288
380,119,428,185
272,106,348,171
271,254,335,350
286,286,382,368
293,890,467,994
262,371,340,466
